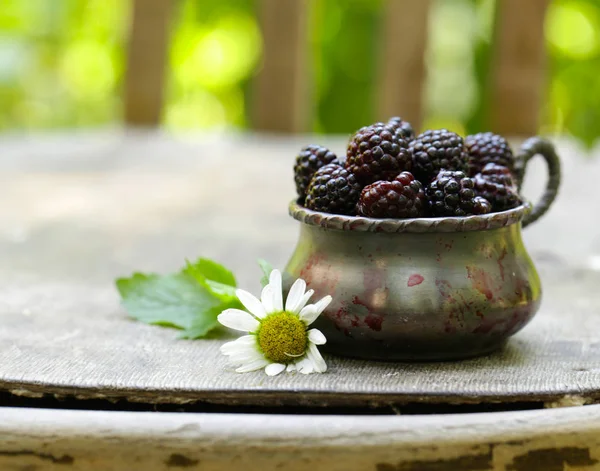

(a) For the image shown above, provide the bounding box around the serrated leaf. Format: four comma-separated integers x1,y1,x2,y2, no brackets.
204,280,237,299
177,305,222,339
184,258,238,301
186,258,236,286
258,258,273,287
178,298,242,339
116,272,221,331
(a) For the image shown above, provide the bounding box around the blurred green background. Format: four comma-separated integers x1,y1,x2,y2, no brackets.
0,0,599,145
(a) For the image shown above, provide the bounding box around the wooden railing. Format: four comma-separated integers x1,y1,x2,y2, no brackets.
124,0,550,135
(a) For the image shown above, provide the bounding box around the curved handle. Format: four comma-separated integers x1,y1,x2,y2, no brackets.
514,137,561,228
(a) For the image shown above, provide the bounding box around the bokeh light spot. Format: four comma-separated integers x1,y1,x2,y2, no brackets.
59,40,116,98
174,14,261,91
547,2,600,59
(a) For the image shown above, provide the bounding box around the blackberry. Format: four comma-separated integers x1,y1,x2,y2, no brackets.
387,116,415,141
357,171,426,219
345,123,413,185
426,170,481,217
294,145,340,201
305,164,362,215
465,132,515,176
480,162,516,189
473,196,492,215
410,129,468,183
473,175,520,212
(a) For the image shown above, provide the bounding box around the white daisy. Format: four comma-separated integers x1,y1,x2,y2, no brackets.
218,269,331,376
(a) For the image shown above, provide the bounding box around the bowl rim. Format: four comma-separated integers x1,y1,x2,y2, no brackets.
289,200,532,234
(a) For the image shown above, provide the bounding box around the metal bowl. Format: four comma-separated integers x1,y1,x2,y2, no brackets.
286,137,561,361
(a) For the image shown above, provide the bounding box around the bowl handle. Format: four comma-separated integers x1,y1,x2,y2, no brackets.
515,137,561,228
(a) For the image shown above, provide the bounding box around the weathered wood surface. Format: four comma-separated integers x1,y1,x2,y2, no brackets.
124,0,173,126
490,0,550,135
1,404,600,470
252,0,310,132
377,0,431,132
0,132,599,407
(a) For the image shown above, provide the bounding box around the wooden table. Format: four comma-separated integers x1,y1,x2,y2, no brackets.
0,131,599,470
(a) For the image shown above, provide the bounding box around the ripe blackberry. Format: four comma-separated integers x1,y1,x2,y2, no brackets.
345,123,413,185
426,170,480,217
294,145,340,201
387,116,415,141
465,132,515,176
479,163,516,189
473,175,520,212
305,164,362,215
357,171,426,219
473,196,492,215
410,129,468,183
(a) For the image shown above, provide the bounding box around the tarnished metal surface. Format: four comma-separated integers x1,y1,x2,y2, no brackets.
289,201,530,233
286,216,541,361
515,137,561,227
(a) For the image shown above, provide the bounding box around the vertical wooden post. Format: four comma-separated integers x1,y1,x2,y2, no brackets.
490,0,550,136
124,0,173,126
252,0,310,133
377,0,431,132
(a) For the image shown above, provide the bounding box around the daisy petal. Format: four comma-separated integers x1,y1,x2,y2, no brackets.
227,351,265,364
299,305,319,325
222,346,264,364
286,363,296,372
235,358,270,373
220,335,256,354
295,357,314,375
218,309,260,332
307,343,327,373
269,270,283,312
261,285,275,314
308,329,327,345
265,363,286,376
314,295,333,315
236,289,267,319
296,289,314,313
285,278,307,313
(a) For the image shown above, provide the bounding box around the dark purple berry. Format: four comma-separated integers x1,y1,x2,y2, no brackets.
294,145,340,201
473,196,492,215
426,170,481,217
357,171,426,219
346,123,413,185
465,132,515,176
387,116,415,141
473,175,520,212
410,129,468,183
305,164,362,215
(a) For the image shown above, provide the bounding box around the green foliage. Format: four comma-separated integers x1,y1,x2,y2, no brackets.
116,272,223,331
258,259,273,288
311,0,384,133
544,0,600,147
1,0,600,146
116,257,243,339
0,0,126,129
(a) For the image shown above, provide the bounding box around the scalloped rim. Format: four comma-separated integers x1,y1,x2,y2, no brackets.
289,200,532,233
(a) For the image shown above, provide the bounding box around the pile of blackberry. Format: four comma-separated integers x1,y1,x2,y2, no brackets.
293,118,521,219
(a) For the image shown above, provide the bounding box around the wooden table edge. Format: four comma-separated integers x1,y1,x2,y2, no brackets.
0,405,599,470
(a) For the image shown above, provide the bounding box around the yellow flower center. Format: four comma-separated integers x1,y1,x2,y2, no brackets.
256,311,308,364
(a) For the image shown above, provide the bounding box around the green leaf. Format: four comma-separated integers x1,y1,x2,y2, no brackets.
258,258,273,287
184,258,238,300
116,272,222,331
179,298,243,339
186,258,236,286
178,305,222,340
